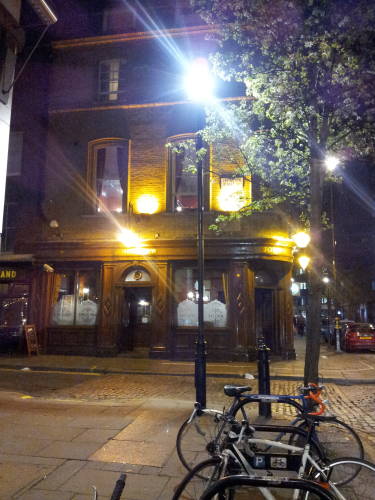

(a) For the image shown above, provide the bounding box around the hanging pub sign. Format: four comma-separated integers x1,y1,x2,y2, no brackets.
0,268,17,280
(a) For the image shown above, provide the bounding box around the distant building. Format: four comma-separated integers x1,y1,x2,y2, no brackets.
2,0,296,360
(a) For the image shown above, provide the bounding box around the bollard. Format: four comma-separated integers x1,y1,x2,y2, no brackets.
334,316,342,353
257,336,271,418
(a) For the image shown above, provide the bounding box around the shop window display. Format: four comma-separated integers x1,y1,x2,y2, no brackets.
175,267,228,327
51,270,99,326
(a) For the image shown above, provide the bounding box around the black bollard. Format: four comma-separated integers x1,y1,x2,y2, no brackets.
257,336,272,418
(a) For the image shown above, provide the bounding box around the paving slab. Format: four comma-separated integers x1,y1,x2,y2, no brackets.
0,462,53,498
37,460,86,491
0,437,51,456
36,441,102,460
59,467,169,497
17,489,74,500
71,428,120,444
89,439,173,467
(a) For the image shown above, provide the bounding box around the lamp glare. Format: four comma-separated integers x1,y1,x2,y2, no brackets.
184,58,214,102
117,229,142,248
298,255,310,270
325,155,340,171
292,231,311,248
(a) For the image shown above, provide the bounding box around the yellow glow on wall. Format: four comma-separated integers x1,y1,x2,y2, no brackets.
218,179,246,212
117,229,142,248
136,195,159,214
123,247,156,256
271,235,292,245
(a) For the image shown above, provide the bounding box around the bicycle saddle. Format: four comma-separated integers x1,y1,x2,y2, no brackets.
224,385,252,397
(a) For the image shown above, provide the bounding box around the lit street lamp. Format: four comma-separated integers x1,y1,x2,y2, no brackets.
324,154,340,351
184,58,215,408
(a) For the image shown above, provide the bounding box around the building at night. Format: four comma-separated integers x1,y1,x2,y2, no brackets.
2,0,296,360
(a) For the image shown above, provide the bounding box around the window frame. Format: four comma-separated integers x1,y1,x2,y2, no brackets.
167,134,209,212
87,138,130,214
50,267,100,327
173,263,229,329
98,58,126,102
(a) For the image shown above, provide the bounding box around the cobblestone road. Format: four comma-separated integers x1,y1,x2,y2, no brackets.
10,370,373,436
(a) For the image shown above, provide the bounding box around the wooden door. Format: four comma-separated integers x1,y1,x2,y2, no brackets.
121,287,152,350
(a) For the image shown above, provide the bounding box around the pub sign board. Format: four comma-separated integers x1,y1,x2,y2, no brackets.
0,268,17,280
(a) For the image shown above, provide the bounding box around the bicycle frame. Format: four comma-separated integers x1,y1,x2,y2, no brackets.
219,435,346,500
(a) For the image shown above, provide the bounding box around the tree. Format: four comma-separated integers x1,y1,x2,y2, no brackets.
191,0,375,382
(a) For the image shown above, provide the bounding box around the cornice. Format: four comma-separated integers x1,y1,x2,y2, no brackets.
52,24,216,50
49,96,248,115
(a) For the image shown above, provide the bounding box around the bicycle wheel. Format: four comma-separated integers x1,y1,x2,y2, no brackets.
312,457,375,499
293,418,364,461
172,457,226,500
200,475,336,500
176,410,227,472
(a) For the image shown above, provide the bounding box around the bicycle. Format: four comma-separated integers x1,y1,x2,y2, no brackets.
176,384,363,475
173,416,375,499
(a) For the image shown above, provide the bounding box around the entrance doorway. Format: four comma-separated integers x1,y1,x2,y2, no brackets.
120,287,152,351
255,288,274,350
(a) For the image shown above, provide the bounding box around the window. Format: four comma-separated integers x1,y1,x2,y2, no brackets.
0,283,30,328
0,25,17,105
7,132,23,176
169,135,198,211
174,266,228,327
98,59,126,102
88,139,129,213
2,202,18,251
51,269,99,326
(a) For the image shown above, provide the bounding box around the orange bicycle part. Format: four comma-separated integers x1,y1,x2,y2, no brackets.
304,383,326,416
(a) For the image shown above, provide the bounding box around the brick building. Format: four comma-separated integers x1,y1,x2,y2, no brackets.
2,0,296,360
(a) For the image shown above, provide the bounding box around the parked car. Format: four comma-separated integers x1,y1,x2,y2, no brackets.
340,322,375,352
328,319,355,345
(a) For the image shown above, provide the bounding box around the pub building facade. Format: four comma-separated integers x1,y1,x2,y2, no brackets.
3,0,296,360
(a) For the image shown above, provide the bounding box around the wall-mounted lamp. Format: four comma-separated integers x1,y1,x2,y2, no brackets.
292,231,311,249
117,228,142,248
43,263,54,273
136,195,159,214
49,219,59,228
298,255,310,271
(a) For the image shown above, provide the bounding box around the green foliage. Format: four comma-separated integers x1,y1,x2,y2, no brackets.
166,138,207,173
191,0,375,225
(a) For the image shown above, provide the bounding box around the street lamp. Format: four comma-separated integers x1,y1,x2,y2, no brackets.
298,254,310,271
184,58,214,408
324,154,340,349
292,231,311,249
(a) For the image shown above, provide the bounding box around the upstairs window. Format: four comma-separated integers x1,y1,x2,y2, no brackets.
98,59,126,102
168,135,199,211
88,139,129,213
7,132,23,176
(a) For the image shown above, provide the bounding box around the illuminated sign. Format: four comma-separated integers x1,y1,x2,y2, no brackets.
0,269,17,280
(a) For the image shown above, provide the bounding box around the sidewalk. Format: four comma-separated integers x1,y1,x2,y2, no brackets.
1,336,375,384
1,337,375,499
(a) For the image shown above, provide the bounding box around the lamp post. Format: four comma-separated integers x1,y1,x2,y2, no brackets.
325,154,340,351
184,58,214,408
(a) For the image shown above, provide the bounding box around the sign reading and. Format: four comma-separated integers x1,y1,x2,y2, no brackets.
0,269,17,280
